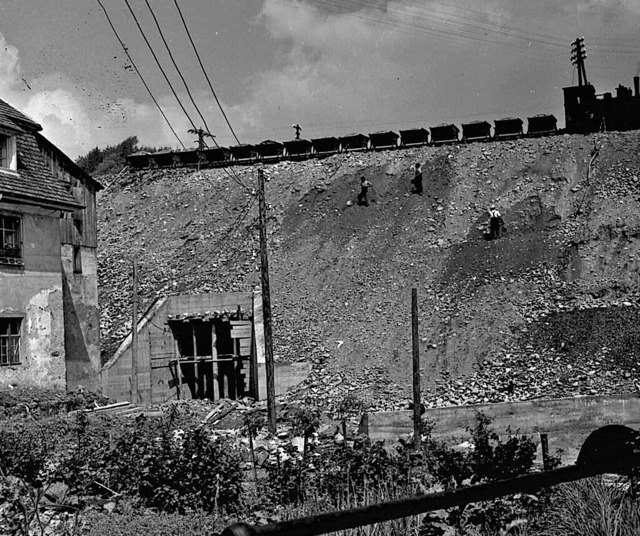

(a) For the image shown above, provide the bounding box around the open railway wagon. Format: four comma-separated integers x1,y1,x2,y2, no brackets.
527,114,558,137
255,140,285,162
368,130,399,150
230,144,258,164
339,133,369,152
202,146,232,166
430,123,460,144
222,424,640,536
461,120,492,142
494,117,524,140
311,136,341,156
283,138,313,159
399,127,429,147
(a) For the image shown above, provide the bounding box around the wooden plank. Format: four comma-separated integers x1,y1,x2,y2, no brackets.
231,327,252,338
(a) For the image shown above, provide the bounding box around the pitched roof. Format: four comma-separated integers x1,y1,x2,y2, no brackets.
0,99,81,209
0,98,41,132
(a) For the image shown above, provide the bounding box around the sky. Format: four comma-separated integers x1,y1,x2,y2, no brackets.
0,0,640,159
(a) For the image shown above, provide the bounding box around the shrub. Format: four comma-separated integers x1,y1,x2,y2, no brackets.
469,413,537,482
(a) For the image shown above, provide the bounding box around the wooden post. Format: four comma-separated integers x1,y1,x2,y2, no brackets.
249,293,259,400
412,288,421,450
258,168,276,433
211,322,218,401
131,261,139,404
540,433,550,471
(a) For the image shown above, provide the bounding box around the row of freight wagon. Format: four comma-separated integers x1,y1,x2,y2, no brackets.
126,113,558,169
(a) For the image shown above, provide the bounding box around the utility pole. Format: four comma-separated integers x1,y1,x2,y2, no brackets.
258,168,276,433
412,288,421,450
131,260,139,404
571,37,588,87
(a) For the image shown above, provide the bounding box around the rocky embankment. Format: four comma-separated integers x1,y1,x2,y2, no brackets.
98,131,640,411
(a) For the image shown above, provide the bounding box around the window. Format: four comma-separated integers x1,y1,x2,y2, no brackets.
0,135,17,171
73,245,82,273
0,215,21,265
0,318,21,365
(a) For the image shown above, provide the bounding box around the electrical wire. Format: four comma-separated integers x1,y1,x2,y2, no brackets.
95,0,186,149
173,0,242,145
142,0,213,141
169,0,255,192
122,0,199,133
138,0,252,193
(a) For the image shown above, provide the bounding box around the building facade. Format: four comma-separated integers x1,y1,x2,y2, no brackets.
0,98,102,391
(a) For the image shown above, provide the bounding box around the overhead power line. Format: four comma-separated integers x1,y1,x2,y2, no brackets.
142,0,213,139
122,0,199,133
95,0,186,149
139,0,251,192
173,0,242,145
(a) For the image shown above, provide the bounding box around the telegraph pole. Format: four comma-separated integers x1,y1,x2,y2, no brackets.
131,260,139,404
412,288,421,450
258,168,276,432
571,37,588,87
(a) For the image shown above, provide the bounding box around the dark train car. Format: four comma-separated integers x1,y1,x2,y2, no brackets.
174,149,201,167
283,139,313,158
311,136,341,156
399,128,429,147
148,150,175,168
126,151,151,169
564,76,640,133
493,117,523,140
430,124,460,144
338,133,369,152
230,144,257,163
461,121,491,142
255,140,284,161
369,131,399,150
202,146,231,166
527,114,558,136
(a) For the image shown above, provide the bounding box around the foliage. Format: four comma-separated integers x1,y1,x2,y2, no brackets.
316,437,411,506
288,405,321,441
75,136,156,176
265,442,304,506
81,499,223,536
61,414,244,513
468,413,537,482
538,476,640,536
0,423,53,485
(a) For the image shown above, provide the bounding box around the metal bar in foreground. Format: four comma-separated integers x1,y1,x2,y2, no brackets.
221,457,637,536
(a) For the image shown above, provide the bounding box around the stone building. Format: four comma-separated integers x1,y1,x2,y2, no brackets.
0,98,102,391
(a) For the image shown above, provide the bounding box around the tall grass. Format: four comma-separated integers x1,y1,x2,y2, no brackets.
539,476,640,536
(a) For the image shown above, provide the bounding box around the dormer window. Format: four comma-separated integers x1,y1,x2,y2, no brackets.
0,133,17,171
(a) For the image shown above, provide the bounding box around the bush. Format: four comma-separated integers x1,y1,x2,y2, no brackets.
55,414,243,513
469,413,537,482
538,476,640,536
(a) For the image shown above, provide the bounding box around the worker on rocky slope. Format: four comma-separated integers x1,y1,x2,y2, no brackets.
357,176,373,206
411,162,423,195
488,204,502,239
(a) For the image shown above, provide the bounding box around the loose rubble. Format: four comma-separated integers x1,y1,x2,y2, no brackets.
98,131,640,411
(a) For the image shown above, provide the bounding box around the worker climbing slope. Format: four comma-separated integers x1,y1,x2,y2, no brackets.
488,204,503,239
411,162,423,195
357,176,373,206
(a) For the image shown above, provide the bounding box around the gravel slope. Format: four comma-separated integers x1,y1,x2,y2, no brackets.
97,131,640,412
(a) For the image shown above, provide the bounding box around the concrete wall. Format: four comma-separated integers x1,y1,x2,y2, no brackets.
0,202,66,388
61,244,101,391
102,291,312,404
360,395,640,464
102,293,254,403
